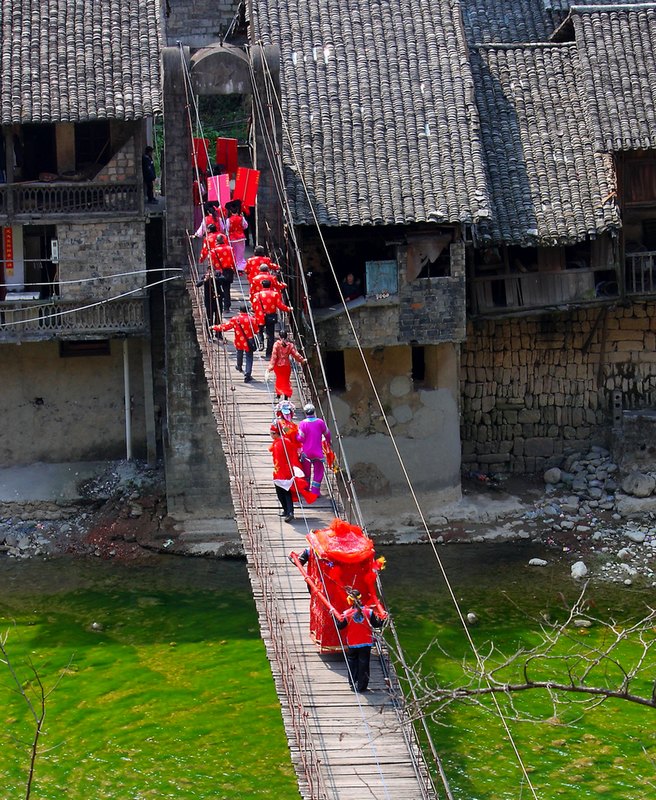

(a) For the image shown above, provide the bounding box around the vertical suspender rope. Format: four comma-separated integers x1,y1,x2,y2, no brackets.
253,39,540,800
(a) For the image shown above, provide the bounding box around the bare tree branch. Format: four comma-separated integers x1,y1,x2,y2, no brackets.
0,630,72,800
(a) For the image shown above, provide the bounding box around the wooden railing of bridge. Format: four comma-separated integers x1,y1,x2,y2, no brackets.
185,272,446,800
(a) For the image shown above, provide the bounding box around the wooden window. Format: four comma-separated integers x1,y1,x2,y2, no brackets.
60,340,111,358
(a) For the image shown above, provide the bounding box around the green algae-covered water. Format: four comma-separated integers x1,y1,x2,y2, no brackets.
0,556,298,800
1,544,654,799
381,543,656,800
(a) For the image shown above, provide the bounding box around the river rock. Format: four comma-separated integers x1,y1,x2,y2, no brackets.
544,467,561,485
621,471,656,498
625,529,646,544
529,558,548,567
615,495,656,518
571,561,588,579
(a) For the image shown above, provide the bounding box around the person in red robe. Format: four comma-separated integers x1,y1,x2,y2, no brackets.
244,246,272,283
223,205,248,272
269,422,316,522
212,304,258,382
268,331,306,400
252,281,292,357
249,265,286,301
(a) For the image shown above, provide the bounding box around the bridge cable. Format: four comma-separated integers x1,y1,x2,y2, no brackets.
247,49,434,800
180,46,400,799
253,41,540,800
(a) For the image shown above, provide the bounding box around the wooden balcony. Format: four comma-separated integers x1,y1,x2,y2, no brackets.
0,297,148,341
0,181,142,219
470,266,618,314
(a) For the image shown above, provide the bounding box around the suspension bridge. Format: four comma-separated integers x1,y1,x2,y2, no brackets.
183,259,447,799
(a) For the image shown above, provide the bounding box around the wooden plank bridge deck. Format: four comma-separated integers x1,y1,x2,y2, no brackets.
189,283,440,800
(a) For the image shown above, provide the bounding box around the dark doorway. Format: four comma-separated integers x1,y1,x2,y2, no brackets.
23,225,58,298
21,124,57,180
75,121,111,171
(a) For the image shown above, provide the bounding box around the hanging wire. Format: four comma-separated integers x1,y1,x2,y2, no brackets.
0,276,181,328
177,48,407,800
252,40,540,800
245,48,445,800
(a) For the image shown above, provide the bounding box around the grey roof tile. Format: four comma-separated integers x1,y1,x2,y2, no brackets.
250,0,491,227
567,4,656,151
460,0,562,44
471,43,621,245
547,0,648,11
0,0,162,124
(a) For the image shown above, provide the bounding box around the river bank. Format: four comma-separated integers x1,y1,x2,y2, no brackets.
1,456,654,589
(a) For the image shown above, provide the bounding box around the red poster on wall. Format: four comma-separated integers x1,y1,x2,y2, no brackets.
3,226,14,275
192,138,210,174
215,138,238,177
232,167,260,211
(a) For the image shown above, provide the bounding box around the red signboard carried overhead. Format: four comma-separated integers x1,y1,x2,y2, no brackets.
192,137,210,174
232,167,260,211
215,138,239,177
207,174,231,208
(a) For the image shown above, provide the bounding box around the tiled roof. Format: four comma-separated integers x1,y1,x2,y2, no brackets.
249,0,491,227
460,0,562,44
546,0,648,11
568,4,656,151
0,0,162,124
471,44,621,245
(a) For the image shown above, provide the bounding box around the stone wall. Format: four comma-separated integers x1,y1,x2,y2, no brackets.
332,342,462,499
163,0,240,47
162,47,194,271
0,339,147,466
461,301,656,474
57,219,147,300
96,137,137,184
162,284,235,521
315,242,467,349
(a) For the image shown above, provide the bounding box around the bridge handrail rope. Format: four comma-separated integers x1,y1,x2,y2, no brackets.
180,140,331,799
249,46,448,798
252,40,540,800
182,42,440,800
182,117,400,800
245,53,365,530
248,47,440,799
186,268,330,799
0,275,181,329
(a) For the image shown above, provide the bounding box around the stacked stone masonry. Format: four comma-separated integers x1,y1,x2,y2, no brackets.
460,302,656,474
164,0,240,47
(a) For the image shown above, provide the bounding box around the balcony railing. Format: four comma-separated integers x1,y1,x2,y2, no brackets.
0,181,141,217
626,251,656,295
471,266,618,314
0,297,147,340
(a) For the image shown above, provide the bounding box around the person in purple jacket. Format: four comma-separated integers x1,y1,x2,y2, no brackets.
298,403,332,496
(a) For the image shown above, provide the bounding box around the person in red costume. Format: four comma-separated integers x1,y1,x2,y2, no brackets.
269,421,316,522
249,265,287,301
213,236,236,312
244,246,273,283
223,202,248,272
268,330,306,400
252,280,292,357
212,304,258,383
335,588,386,692
197,225,226,329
